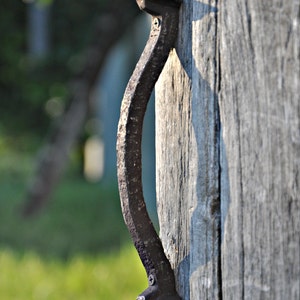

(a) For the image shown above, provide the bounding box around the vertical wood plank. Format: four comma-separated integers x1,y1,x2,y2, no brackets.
156,0,220,299
219,1,300,299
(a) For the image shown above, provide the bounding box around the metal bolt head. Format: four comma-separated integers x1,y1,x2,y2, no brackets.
153,17,161,29
148,274,156,286
136,296,145,300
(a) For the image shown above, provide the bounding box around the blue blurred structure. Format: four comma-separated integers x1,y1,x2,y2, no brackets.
96,15,157,223
28,1,50,58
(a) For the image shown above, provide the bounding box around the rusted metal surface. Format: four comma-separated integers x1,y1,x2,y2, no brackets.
116,0,181,299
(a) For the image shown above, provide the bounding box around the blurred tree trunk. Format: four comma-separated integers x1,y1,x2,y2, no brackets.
156,0,299,299
22,1,139,216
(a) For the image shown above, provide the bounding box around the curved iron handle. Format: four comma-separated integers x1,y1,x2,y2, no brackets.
116,0,181,299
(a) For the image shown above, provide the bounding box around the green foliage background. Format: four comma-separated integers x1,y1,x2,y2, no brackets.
0,0,147,298
0,0,107,140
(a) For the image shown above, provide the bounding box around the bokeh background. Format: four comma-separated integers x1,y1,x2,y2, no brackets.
0,0,157,298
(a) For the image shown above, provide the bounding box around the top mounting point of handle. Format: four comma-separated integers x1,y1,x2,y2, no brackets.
136,0,181,16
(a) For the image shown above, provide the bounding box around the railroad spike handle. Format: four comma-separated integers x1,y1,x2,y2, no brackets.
116,0,181,299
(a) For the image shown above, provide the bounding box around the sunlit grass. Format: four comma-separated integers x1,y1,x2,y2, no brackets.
0,245,147,299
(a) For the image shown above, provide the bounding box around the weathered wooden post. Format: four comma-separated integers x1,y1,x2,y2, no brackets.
156,0,299,299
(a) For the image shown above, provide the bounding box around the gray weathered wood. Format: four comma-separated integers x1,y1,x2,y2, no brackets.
219,1,300,299
156,0,220,298
155,0,299,299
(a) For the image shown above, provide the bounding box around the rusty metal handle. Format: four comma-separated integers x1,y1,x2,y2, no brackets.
116,0,181,299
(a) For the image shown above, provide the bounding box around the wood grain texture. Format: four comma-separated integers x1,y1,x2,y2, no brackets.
219,1,300,299
155,0,299,299
156,0,220,299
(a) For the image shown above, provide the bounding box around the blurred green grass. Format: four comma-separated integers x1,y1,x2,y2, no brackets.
0,148,147,298
0,246,147,299
0,176,129,257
